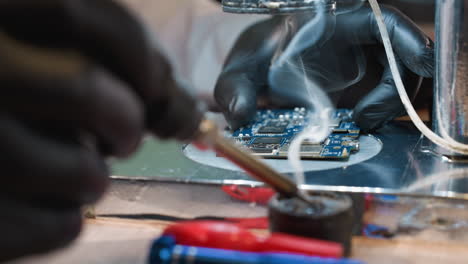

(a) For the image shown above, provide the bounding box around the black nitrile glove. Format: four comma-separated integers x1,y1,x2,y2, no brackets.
215,4,434,132
0,0,202,261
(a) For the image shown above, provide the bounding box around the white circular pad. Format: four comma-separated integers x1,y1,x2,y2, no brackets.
183,135,382,173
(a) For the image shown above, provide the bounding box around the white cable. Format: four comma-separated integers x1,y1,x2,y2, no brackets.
368,0,468,155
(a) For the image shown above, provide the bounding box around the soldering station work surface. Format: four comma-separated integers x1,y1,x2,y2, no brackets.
229,108,360,160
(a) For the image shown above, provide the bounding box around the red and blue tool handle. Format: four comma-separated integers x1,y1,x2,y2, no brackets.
149,236,363,264
163,221,342,258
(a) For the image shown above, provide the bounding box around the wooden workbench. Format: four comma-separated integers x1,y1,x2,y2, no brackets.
9,180,468,264
11,216,468,264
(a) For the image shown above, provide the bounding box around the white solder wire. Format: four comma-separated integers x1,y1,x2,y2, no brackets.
368,0,468,155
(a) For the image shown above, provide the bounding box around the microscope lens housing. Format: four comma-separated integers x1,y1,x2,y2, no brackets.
221,0,366,14
222,0,335,14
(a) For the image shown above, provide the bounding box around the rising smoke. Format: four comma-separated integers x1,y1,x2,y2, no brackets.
266,1,365,186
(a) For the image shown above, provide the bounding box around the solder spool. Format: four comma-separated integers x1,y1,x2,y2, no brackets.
268,192,354,256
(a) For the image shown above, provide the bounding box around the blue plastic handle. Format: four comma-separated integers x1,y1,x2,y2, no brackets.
149,236,364,264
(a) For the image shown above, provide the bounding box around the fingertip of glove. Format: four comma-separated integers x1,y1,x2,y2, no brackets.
225,95,256,130
56,209,84,246
411,43,434,78
400,36,434,78
354,116,384,133
29,208,83,257
353,107,393,133
226,118,244,131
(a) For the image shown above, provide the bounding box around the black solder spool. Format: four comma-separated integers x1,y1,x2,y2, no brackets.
268,192,355,256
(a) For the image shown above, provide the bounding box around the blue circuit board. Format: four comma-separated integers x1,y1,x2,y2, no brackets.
229,108,360,160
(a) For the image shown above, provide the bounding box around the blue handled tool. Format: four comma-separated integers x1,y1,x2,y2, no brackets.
148,236,364,264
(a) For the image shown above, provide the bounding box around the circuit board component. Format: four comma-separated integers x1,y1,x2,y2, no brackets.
229,108,360,160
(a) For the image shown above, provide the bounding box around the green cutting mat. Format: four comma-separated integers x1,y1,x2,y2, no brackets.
111,137,250,182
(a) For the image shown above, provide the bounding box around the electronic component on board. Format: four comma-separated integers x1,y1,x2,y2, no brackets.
229,108,360,160
257,121,289,134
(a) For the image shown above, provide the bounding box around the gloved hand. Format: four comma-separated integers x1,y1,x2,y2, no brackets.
0,0,202,261
215,4,434,132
